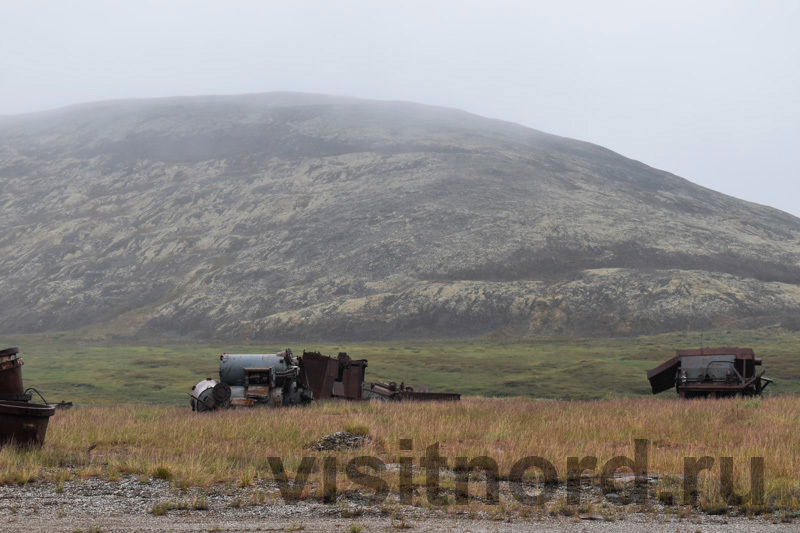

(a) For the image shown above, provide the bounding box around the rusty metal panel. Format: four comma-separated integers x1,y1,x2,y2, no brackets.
680,354,736,382
231,398,255,407
340,361,366,400
245,385,270,398
301,351,339,400
647,356,679,394
680,382,747,391
676,347,755,359
396,391,461,402
300,351,367,400
0,348,19,359
0,358,22,372
337,352,352,365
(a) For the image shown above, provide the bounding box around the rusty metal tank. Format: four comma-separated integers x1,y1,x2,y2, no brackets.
0,347,57,446
0,348,25,398
0,400,56,447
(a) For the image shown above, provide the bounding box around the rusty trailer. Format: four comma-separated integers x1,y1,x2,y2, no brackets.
647,347,772,398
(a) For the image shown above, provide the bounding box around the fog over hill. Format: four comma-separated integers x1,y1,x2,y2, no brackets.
1,93,799,340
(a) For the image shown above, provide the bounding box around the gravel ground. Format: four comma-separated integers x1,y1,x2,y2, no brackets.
0,477,796,532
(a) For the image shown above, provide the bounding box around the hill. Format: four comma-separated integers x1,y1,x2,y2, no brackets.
1,93,799,340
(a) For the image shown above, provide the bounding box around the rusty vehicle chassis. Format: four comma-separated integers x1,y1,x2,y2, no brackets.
647,347,772,398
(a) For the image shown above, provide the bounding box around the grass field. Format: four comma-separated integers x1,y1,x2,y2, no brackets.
1,397,799,515
0,329,798,405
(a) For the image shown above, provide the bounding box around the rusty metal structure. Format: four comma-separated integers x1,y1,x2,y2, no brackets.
299,351,368,400
191,347,460,410
0,347,56,446
362,381,461,402
647,347,772,398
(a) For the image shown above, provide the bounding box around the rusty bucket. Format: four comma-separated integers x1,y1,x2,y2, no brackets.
0,400,56,447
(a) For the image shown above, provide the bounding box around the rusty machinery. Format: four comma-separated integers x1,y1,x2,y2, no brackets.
191,348,459,410
299,351,368,401
191,349,314,411
0,347,57,446
647,347,772,398
362,381,461,402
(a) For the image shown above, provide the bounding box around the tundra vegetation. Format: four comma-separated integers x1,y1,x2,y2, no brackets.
4,329,800,404
1,396,799,517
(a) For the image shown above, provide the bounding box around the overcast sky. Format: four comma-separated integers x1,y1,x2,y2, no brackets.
2,1,798,216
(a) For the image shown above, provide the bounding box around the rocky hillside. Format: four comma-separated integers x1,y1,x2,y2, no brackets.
1,93,799,340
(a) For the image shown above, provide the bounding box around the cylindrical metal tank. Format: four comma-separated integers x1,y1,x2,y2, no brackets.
219,353,292,386
0,348,25,395
191,349,313,410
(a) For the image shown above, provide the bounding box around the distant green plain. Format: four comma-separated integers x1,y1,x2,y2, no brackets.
1,329,798,405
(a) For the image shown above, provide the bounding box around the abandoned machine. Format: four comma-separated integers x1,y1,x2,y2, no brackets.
191,348,459,411
191,349,313,411
647,347,772,398
0,347,60,447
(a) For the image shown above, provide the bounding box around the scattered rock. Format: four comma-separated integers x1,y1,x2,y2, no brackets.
308,431,370,451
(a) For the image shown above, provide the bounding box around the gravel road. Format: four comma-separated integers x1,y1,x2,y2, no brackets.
0,477,796,532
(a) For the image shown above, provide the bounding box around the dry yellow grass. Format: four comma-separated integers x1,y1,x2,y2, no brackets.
2,396,798,513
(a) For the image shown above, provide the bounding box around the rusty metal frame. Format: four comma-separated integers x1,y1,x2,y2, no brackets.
648,347,771,398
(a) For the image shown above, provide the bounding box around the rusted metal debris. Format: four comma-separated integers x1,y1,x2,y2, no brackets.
362,381,461,402
300,351,368,401
647,347,772,398
0,347,56,447
0,401,55,446
192,348,460,410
